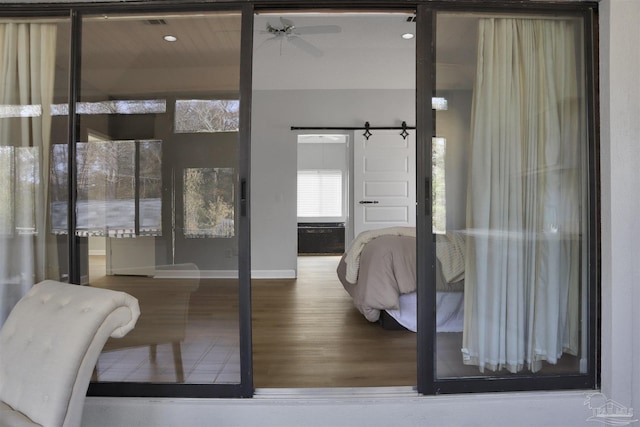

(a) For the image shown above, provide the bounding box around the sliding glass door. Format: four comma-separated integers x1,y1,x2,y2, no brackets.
421,8,596,393
72,8,252,397
0,1,597,399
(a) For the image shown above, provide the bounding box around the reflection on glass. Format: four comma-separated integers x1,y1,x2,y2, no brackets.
50,140,162,237
15,147,39,235
49,144,69,234
0,100,167,118
0,147,39,236
432,137,446,234
0,104,43,118
0,147,15,235
79,11,242,386
0,18,70,326
183,167,235,238
174,100,239,133
139,141,163,236
77,141,135,236
434,13,588,378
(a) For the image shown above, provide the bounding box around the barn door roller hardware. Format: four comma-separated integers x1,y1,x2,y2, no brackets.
291,121,416,140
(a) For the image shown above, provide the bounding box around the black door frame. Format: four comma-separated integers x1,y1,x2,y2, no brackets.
0,0,598,399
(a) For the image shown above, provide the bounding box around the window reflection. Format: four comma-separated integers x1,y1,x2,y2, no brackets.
0,100,167,118
432,137,446,234
174,100,239,133
183,167,235,238
50,140,162,237
0,146,39,236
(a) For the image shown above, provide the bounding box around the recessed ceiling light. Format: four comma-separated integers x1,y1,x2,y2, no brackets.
402,33,415,40
163,35,177,42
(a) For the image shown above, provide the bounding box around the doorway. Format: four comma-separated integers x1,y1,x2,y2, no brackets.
296,133,348,255
251,10,417,388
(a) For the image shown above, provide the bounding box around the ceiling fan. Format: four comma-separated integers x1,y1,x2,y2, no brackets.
259,17,341,57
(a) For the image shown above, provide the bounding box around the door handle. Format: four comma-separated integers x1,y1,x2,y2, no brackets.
359,200,379,204
240,179,247,217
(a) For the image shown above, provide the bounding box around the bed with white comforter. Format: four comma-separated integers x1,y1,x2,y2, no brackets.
336,227,465,332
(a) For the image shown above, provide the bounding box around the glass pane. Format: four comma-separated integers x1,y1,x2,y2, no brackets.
76,140,136,237
79,11,242,385
0,18,70,326
432,137,446,234
183,167,235,238
433,12,589,378
139,140,162,236
175,100,240,133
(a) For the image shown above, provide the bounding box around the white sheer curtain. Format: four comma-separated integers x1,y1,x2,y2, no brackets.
0,23,58,324
462,18,582,373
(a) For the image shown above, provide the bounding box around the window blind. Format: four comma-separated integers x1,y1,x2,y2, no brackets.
297,170,343,218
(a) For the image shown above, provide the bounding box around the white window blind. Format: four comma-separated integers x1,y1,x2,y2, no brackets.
297,170,343,218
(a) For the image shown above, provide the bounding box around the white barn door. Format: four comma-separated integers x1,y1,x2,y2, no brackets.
353,129,416,237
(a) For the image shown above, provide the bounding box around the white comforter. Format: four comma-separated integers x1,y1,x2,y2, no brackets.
344,227,466,285
343,227,416,284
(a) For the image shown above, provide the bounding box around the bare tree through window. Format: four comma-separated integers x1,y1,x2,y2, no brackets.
174,100,239,133
183,167,235,238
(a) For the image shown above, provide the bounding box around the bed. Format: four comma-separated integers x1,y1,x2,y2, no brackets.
336,227,465,332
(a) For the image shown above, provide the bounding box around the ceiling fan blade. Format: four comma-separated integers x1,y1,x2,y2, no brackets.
254,35,281,51
279,17,294,28
294,25,342,35
288,35,323,57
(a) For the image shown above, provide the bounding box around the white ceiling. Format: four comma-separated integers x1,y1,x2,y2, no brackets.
252,13,417,90
70,11,477,97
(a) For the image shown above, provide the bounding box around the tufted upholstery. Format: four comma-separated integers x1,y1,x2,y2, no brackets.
0,280,140,427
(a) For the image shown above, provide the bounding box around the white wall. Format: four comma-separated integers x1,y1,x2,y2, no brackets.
250,88,472,275
598,0,640,415
82,391,591,427
250,89,414,276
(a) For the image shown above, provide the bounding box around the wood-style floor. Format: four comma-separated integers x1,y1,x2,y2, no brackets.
252,256,416,388
90,255,419,387
90,254,580,388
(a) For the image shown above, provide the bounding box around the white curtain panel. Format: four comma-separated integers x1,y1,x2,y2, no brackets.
0,23,58,324
462,18,582,373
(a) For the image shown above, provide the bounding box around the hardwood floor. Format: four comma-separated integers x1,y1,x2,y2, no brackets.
252,256,416,388
90,254,581,387
89,254,417,387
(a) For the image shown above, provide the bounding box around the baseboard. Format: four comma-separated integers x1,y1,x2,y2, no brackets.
251,270,296,279
153,269,297,279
